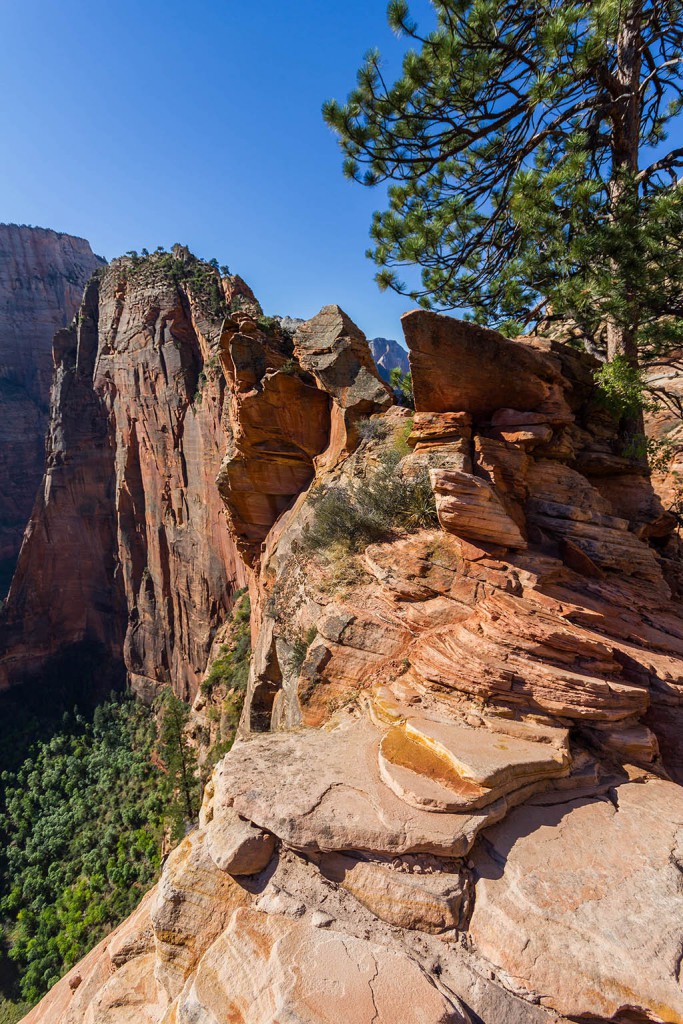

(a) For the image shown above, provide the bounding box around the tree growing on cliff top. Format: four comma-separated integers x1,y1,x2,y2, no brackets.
324,0,683,371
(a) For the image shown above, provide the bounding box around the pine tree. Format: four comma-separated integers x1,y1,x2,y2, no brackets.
157,689,199,839
389,366,415,407
324,1,683,373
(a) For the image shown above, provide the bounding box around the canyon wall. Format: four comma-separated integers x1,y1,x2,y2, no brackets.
0,224,104,592
25,308,683,1024
0,248,251,698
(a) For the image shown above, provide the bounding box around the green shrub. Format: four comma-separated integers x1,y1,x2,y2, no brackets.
155,690,200,842
594,356,658,418
256,315,280,334
0,997,29,1024
290,626,318,672
201,594,251,697
389,367,414,409
304,450,437,553
622,434,675,473
357,417,392,442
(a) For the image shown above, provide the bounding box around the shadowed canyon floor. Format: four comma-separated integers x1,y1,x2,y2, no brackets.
9,261,683,1024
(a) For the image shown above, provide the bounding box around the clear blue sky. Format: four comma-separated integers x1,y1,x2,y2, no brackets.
0,0,436,342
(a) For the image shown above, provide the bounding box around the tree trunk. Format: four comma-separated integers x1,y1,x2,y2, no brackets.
606,2,647,453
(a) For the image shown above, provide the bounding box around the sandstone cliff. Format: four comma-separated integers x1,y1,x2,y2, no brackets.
0,248,251,698
23,307,683,1024
0,224,103,593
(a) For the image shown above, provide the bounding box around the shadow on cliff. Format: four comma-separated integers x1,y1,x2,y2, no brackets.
0,640,125,774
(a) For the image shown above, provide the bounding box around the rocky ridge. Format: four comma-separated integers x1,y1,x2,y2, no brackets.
20,301,683,1023
0,224,103,592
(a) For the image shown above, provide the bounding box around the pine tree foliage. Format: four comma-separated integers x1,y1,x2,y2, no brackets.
389,366,415,407
324,0,683,364
156,690,200,841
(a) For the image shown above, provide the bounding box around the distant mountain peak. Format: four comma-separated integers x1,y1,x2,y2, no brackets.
369,336,410,382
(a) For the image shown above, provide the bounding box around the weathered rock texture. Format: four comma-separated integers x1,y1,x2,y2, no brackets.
22,310,683,1024
0,248,249,697
0,224,104,592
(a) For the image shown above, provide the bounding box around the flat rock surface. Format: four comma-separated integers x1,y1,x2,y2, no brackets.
213,717,514,856
175,908,467,1023
469,778,683,1023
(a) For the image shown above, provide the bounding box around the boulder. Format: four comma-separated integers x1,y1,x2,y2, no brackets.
318,852,470,933
294,304,392,413
402,311,571,421
205,806,276,875
430,468,528,549
294,304,393,454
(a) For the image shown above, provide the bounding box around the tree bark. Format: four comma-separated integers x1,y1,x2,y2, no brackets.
605,2,647,453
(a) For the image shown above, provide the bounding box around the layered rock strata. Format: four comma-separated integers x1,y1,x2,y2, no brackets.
0,224,104,591
23,310,683,1023
0,249,250,697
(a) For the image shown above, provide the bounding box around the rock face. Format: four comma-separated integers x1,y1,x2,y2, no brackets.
0,249,248,697
22,309,683,1024
369,335,410,381
216,302,391,564
0,224,104,593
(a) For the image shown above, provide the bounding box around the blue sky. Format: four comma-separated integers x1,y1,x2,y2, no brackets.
2,3,681,343
0,0,435,342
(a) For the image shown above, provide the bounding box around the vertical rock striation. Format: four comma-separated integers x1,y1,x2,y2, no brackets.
0,248,249,697
0,224,104,592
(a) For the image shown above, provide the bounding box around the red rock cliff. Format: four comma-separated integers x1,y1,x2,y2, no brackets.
0,248,250,698
0,224,104,592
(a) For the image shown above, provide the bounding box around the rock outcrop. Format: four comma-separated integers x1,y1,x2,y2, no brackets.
216,303,391,564
22,309,683,1024
0,248,249,697
0,224,104,593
